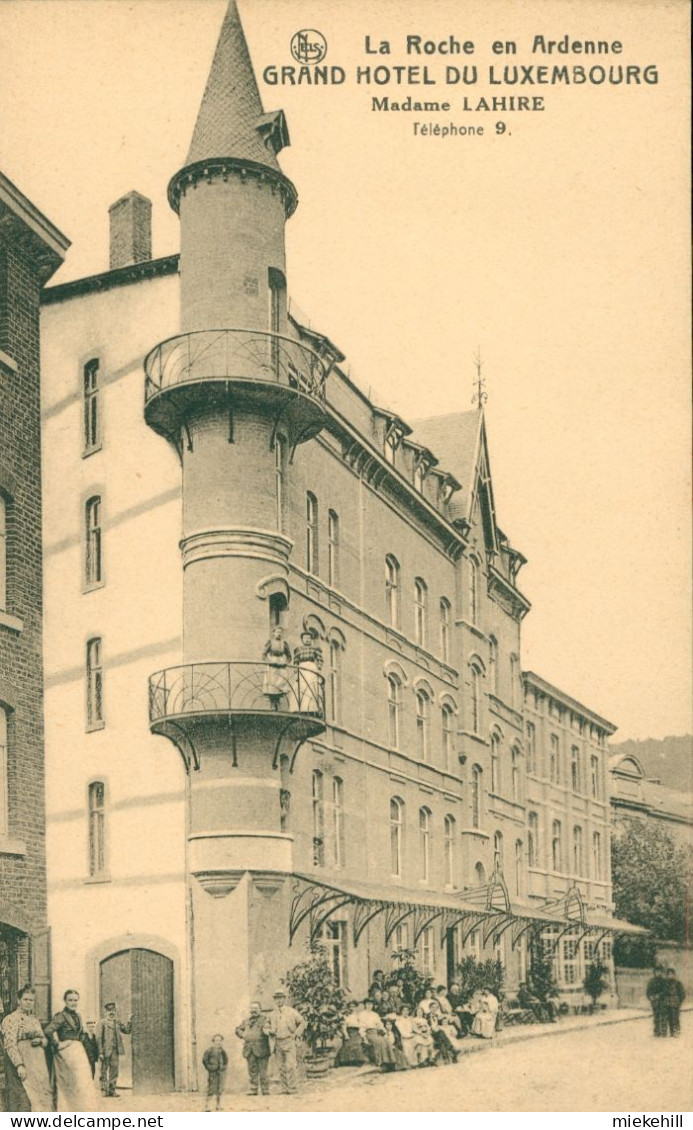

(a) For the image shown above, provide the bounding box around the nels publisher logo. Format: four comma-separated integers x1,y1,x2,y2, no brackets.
290,29,328,65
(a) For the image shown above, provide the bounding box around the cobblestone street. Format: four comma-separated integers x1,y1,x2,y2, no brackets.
106,1010,692,1114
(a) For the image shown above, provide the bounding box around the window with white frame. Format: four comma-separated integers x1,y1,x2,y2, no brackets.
387,674,402,749
393,922,409,952
419,926,434,973
312,770,325,866
385,555,400,628
83,359,101,453
415,689,430,762
550,734,560,784
572,825,583,875
333,776,345,868
414,578,428,647
470,664,482,735
571,746,581,793
306,492,319,575
551,820,563,871
590,754,600,799
592,831,602,878
439,597,452,662
85,496,102,586
0,706,8,837
319,920,348,988
493,829,504,868
88,780,106,877
528,811,539,867
471,765,482,829
526,721,536,775
390,797,404,877
562,937,579,985
86,637,103,729
327,509,340,588
419,807,431,881
444,814,456,887
490,734,500,794
441,703,454,771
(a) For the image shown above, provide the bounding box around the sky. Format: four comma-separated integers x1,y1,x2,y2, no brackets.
0,0,690,742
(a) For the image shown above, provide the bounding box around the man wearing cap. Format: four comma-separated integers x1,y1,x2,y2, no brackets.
96,1002,132,1098
235,1001,272,1096
266,989,305,1094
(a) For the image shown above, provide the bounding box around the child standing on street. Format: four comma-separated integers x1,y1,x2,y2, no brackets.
202,1034,228,1112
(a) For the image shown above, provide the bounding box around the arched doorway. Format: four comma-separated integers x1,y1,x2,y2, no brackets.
99,949,174,1094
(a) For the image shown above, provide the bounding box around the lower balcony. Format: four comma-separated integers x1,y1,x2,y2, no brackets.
148,661,326,771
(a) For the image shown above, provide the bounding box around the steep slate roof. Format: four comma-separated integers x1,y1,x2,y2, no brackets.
409,410,481,517
186,0,281,169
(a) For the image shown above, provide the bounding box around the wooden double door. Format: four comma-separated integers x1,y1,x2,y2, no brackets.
99,949,174,1094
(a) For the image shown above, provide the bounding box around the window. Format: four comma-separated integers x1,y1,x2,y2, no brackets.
333,776,345,867
387,674,402,749
419,807,431,881
306,492,319,575
468,557,478,623
444,814,456,887
329,639,342,725
312,770,325,866
413,462,424,493
390,797,404,876
490,734,500,794
0,706,8,836
470,664,482,735
275,436,285,531
88,780,106,877
590,754,600,799
86,637,104,729
562,937,579,985
526,721,536,775
551,820,562,872
419,926,434,973
515,839,524,897
511,747,521,802
510,654,520,710
268,269,285,372
572,825,583,875
592,831,602,878
319,920,348,987
85,496,102,586
467,928,482,962
528,812,539,867
393,923,409,952
550,734,560,784
571,746,581,793
439,598,451,662
471,765,482,829
327,510,340,588
414,578,428,646
415,690,430,762
385,555,400,628
441,704,454,771
489,636,498,695
0,494,6,611
83,359,101,452
493,829,504,867
474,862,486,886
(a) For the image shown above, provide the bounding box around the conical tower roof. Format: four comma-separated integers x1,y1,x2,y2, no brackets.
186,0,285,169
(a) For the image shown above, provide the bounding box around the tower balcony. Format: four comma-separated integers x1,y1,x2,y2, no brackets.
148,660,326,771
144,328,331,446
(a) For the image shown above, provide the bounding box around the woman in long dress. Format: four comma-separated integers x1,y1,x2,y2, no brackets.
471,988,499,1039
1,985,53,1111
45,990,97,1111
293,631,323,713
262,626,293,707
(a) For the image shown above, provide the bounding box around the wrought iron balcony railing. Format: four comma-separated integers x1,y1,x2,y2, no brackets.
144,329,329,406
148,660,326,724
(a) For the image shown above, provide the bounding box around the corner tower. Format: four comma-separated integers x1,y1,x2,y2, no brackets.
143,0,329,1044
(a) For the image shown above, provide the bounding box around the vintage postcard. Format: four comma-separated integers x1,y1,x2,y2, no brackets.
0,0,690,1119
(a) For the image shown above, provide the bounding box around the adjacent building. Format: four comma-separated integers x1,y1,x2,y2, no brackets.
39,1,637,1094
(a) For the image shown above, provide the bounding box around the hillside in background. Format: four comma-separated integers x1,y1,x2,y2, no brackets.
611,735,693,792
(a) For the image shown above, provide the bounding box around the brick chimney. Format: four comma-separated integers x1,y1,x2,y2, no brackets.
108,191,152,269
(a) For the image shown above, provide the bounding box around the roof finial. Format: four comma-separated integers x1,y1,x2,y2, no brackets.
472,347,487,410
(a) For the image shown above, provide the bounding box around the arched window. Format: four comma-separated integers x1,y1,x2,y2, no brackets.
489,636,498,695
571,746,581,793
592,831,602,878
471,765,482,829
414,578,428,647
312,770,325,866
441,703,454,771
475,861,486,886
444,814,456,887
329,638,342,725
413,462,424,493
328,509,340,588
88,780,106,877
528,811,539,867
419,807,431,881
306,492,319,575
551,820,562,872
526,721,536,775
511,746,521,802
390,797,404,876
0,494,7,611
572,825,583,875
515,839,524,896
470,663,482,735
550,734,560,784
490,733,501,795
275,435,286,531
493,829,503,867
468,557,479,623
333,776,345,867
83,359,101,453
0,705,8,837
590,754,600,799
439,597,452,662
86,637,104,730
415,689,430,762
387,674,402,749
85,496,102,586
385,555,400,628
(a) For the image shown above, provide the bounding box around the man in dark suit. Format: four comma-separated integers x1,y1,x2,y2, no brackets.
96,1002,131,1097
646,965,668,1037
664,968,685,1037
235,1001,272,1096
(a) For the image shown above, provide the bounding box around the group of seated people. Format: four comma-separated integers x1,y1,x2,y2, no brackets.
335,975,501,1072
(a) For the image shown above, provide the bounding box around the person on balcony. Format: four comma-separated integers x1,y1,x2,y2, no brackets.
293,631,323,713
262,626,293,708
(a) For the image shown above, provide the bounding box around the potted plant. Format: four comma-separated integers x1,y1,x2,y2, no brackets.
584,959,609,1013
385,948,434,1007
284,946,349,1077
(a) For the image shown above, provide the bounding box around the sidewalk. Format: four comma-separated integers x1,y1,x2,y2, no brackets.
119,1006,658,1113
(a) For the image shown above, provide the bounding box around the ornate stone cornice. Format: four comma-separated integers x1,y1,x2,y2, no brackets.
168,158,298,218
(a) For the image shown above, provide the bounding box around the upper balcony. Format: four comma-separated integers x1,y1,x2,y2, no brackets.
148,660,326,770
144,328,331,446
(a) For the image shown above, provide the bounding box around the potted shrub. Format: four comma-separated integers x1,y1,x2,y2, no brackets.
284,946,349,1077
385,948,434,1007
584,959,609,1013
